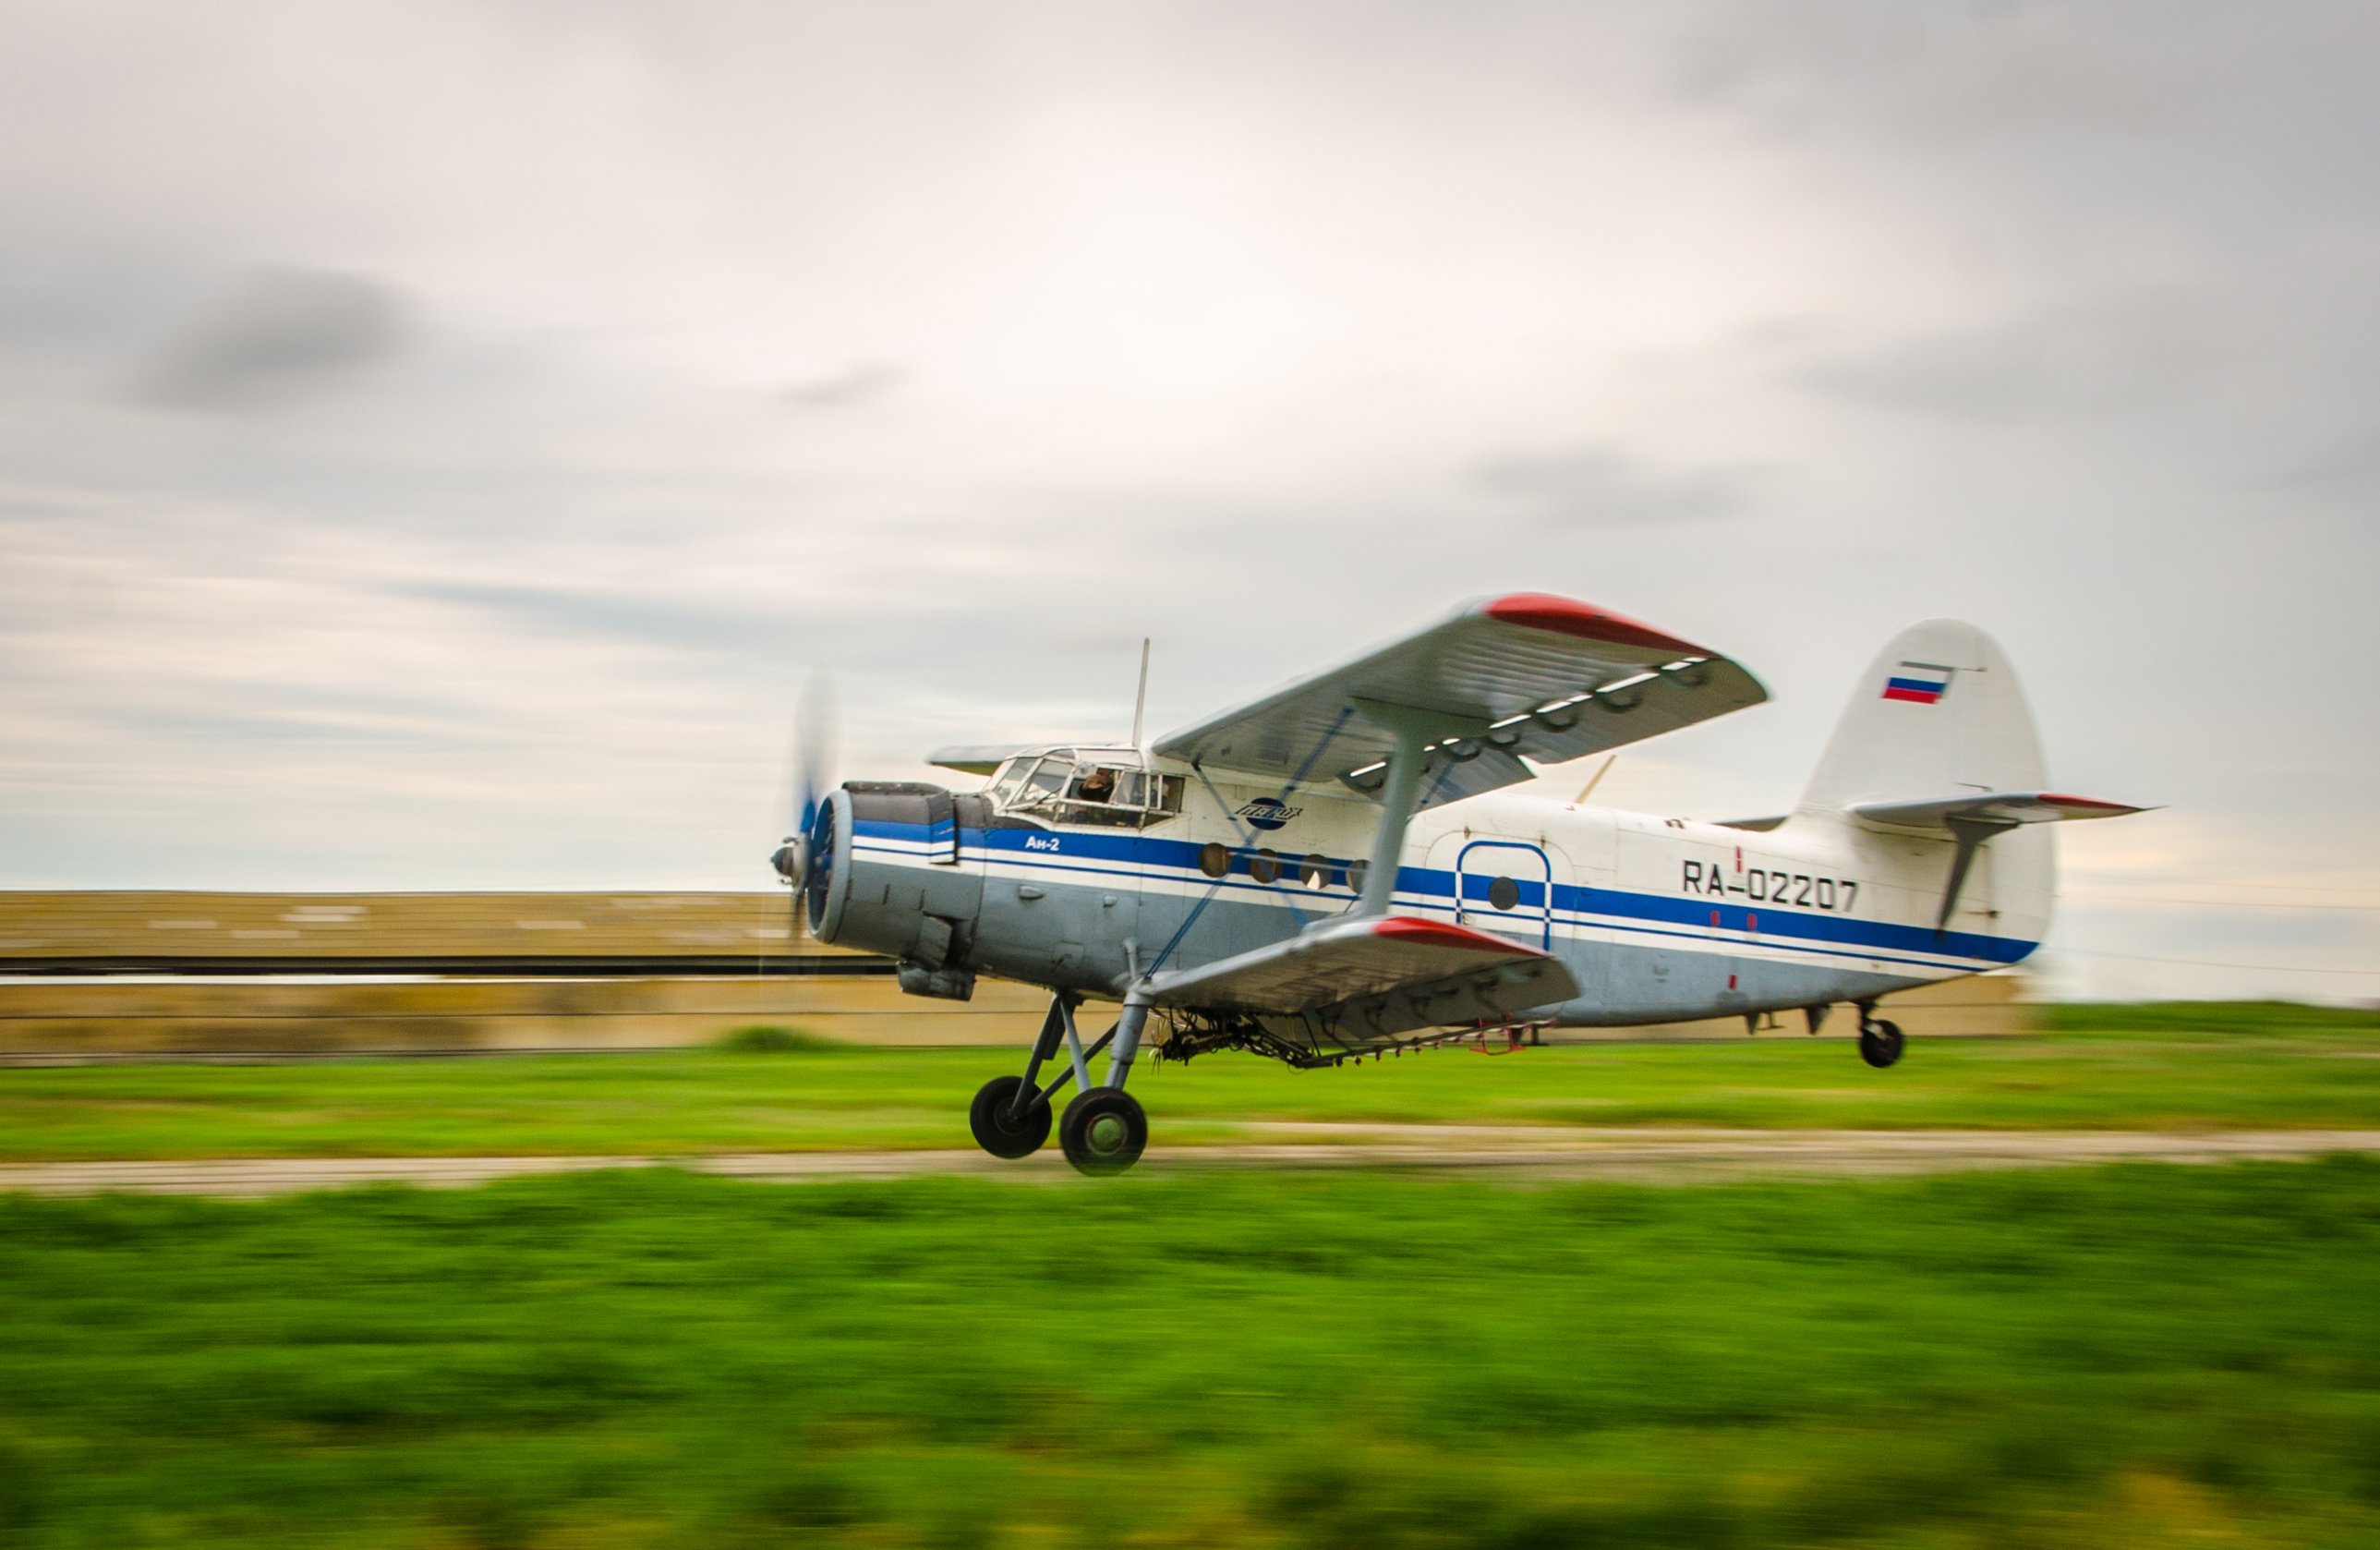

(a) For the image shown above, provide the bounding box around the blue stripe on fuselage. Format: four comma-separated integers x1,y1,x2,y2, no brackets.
850,818,2036,969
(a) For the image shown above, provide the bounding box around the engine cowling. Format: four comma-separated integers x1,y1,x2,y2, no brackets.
804,782,985,999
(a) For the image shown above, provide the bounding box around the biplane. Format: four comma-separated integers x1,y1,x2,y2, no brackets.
771,594,2145,1174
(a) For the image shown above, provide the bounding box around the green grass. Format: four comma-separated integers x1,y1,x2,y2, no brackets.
710,1023,849,1054
4,1161,2379,1547
2,1003,2377,1161
2039,1000,2380,1037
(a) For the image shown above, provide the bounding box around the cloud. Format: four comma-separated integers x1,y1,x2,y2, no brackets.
395,580,800,657
1667,2,2200,142
1799,289,2224,420
1471,448,1758,527
0,0,2371,995
2260,432,2380,495
778,364,901,410
134,267,410,411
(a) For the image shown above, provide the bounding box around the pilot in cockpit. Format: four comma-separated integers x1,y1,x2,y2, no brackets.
1075,767,1117,804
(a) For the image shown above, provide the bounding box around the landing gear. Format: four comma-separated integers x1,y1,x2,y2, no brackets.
1858,1013,1905,1069
969,1076,1051,1158
971,990,1156,1174
1058,1086,1148,1175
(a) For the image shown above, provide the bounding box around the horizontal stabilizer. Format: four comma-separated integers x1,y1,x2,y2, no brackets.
1154,593,1765,809
1851,791,2151,833
926,745,1028,776
1145,914,1579,1040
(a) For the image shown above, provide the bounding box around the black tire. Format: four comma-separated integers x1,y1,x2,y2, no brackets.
1858,1019,1905,1069
969,1075,1051,1159
1058,1086,1148,1176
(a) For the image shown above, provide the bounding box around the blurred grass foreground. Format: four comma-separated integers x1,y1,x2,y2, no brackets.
2,1001,2377,1160
5,1162,2380,1548
5,1003,2378,1546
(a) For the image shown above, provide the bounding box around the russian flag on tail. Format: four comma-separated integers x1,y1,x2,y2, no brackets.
1881,661,1954,704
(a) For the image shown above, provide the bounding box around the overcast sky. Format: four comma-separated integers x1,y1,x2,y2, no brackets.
3,1,2376,999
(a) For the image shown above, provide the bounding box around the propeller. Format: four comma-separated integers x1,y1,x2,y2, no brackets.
768,674,838,941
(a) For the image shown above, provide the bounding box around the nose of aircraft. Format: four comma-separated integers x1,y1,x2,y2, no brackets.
768,674,839,913
767,795,844,939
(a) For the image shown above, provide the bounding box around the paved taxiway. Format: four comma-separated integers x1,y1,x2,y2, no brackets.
4,1126,2377,1195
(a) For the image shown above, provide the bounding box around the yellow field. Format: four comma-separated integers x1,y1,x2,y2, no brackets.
0,890,2027,1056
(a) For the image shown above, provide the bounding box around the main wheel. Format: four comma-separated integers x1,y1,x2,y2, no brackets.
1858,1019,1905,1069
1058,1086,1148,1176
970,1075,1051,1159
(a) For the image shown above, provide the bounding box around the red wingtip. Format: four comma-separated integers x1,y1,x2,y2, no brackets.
2038,793,2144,815
1370,915,1546,957
1479,593,1707,656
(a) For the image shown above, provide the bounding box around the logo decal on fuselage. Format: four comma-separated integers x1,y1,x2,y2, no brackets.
1237,797,1301,831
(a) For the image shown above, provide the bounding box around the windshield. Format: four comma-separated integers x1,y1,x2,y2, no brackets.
986,760,1031,807
1020,757,1073,803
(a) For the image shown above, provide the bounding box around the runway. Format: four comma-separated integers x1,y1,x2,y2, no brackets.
5,1125,2378,1195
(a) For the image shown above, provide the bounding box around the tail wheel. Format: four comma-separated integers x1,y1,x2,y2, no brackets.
969,1075,1051,1159
1858,1019,1905,1069
1058,1087,1148,1176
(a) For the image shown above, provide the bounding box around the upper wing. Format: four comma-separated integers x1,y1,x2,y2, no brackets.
1145,914,1580,1038
1153,592,1765,807
926,745,1027,777
1852,791,2152,832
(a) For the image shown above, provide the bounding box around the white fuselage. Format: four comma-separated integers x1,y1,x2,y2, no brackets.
819,757,2047,1026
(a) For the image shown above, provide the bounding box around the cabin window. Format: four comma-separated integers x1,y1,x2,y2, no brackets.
1488,875,1521,911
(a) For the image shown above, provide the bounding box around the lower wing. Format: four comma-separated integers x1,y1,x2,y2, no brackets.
1145,914,1579,1045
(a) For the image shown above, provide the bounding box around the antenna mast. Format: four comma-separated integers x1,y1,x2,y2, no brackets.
1130,637,1152,748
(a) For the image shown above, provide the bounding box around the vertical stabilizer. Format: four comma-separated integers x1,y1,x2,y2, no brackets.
1798,621,2047,813
1797,620,2056,947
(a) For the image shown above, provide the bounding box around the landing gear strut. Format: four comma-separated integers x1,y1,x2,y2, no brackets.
1856,1005,1905,1069
969,991,1156,1175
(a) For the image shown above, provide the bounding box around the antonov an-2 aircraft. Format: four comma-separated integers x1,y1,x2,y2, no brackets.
771,594,2145,1175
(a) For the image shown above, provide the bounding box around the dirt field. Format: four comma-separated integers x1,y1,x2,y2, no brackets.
7,1123,2378,1195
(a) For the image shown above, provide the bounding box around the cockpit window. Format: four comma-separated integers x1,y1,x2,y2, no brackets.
1021,757,1072,803
987,760,1031,806
1125,770,1186,815
991,750,1184,828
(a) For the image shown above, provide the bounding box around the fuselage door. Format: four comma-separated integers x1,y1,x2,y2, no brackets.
1455,838,1555,951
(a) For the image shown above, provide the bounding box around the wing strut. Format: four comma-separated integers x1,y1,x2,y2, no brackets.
1350,700,1456,917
